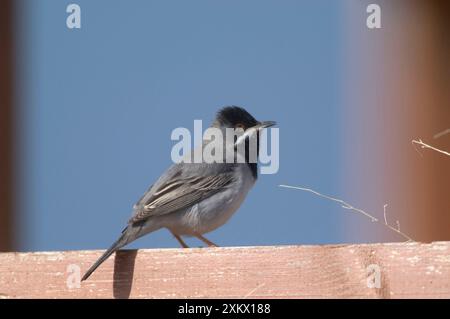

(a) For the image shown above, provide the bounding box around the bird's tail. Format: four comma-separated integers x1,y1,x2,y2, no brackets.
81,227,131,281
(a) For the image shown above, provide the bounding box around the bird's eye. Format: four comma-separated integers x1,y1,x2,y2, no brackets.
235,123,245,130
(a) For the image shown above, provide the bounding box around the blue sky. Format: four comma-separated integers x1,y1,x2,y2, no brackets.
16,0,346,251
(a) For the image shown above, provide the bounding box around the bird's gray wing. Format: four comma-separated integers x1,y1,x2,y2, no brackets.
129,170,235,224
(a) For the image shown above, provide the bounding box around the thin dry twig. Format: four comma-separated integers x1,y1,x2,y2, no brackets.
433,128,450,139
279,184,414,242
412,139,450,158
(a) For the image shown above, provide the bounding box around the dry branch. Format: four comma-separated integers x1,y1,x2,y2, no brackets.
412,139,450,158
279,185,413,241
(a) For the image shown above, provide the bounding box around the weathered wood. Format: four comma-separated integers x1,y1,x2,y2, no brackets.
0,242,449,298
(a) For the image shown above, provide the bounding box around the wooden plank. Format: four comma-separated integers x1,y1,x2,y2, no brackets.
0,242,449,298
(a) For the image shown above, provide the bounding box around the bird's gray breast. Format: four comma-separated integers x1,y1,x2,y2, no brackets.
167,164,256,235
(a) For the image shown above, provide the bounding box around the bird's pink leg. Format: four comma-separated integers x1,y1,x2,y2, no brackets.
195,233,219,247
171,231,189,248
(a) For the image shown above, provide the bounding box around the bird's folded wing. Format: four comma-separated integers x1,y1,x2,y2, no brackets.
129,173,235,224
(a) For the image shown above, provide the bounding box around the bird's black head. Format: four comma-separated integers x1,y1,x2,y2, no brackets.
211,106,276,179
213,106,259,130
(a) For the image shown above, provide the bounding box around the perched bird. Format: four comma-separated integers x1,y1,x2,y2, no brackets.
81,106,275,281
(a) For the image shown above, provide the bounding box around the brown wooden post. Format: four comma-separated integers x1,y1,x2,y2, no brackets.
342,0,450,243
0,0,14,251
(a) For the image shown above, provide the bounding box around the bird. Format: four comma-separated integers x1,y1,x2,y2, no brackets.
81,106,275,281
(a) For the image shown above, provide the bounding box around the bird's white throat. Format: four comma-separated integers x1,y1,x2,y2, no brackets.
170,120,279,174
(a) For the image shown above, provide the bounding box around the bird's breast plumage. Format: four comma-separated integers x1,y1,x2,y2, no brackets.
164,163,256,236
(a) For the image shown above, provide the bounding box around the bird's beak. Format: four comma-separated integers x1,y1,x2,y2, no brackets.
253,120,276,130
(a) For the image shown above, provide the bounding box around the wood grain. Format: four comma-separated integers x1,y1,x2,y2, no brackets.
0,242,449,298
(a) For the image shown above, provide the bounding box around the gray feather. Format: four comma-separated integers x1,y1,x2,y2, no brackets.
130,162,236,223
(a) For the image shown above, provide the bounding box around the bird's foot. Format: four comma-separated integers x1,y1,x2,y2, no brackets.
195,234,219,248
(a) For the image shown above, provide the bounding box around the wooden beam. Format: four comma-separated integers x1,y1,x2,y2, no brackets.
0,0,14,251
0,242,449,298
